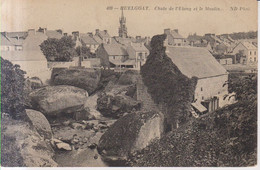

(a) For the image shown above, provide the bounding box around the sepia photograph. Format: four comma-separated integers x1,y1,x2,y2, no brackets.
0,0,258,168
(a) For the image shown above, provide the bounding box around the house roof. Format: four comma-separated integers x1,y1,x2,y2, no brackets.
113,36,135,45
103,44,128,56
240,41,257,50
93,35,103,44
171,31,184,39
166,46,227,78
97,30,110,38
80,34,99,45
1,50,47,61
129,43,149,53
6,32,28,39
1,33,14,46
45,30,62,39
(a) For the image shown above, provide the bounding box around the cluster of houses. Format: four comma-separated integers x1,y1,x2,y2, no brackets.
188,33,258,66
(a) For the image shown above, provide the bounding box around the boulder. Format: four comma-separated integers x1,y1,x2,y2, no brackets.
56,142,72,151
51,68,101,95
97,93,141,118
97,110,164,163
1,117,58,167
24,77,43,91
25,109,53,139
29,85,88,116
71,123,86,130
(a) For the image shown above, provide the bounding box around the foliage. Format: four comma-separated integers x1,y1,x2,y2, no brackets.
228,73,257,102
1,57,26,119
118,70,138,85
75,45,96,59
227,31,257,40
141,34,197,129
95,69,121,92
40,36,76,61
50,68,101,95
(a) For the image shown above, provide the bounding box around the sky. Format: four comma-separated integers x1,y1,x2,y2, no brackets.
1,0,258,37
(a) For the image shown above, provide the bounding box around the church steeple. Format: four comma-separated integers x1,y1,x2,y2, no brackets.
119,9,127,38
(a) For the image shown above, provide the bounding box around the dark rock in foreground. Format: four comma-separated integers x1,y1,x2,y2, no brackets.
97,110,164,164
97,93,141,118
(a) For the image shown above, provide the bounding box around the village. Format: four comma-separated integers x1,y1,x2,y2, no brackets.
1,9,258,167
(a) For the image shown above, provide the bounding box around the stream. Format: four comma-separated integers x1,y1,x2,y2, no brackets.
51,94,115,167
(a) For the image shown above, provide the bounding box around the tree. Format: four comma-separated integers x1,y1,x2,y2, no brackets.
1,57,26,119
75,45,95,59
40,35,76,61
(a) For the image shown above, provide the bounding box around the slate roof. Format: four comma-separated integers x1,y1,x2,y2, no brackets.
1,50,46,61
1,33,14,46
166,46,227,78
6,32,28,39
98,30,110,38
93,35,103,44
129,43,149,52
80,34,99,45
240,41,257,50
45,30,62,39
170,30,184,39
103,44,128,56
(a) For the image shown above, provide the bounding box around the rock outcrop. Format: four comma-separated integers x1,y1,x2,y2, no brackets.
97,110,164,163
51,68,101,95
1,117,58,167
29,85,88,116
97,93,141,118
25,109,53,139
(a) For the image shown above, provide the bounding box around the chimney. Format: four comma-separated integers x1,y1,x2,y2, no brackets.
87,32,93,37
56,29,63,35
28,29,36,35
2,31,7,37
38,27,47,34
95,29,100,35
136,36,141,40
173,29,178,33
72,31,79,37
164,28,171,35
63,33,68,36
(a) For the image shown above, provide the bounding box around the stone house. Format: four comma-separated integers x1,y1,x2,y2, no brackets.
96,43,129,69
165,46,235,114
94,29,111,44
164,29,186,46
232,41,258,64
126,42,149,69
80,33,99,53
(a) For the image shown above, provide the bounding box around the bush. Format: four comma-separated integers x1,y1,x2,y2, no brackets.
118,70,138,85
141,34,197,130
1,57,26,119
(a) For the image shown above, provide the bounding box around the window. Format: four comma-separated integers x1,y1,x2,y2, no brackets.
254,57,256,62
201,87,203,91
254,51,256,55
113,56,115,59
250,51,252,55
202,96,204,100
